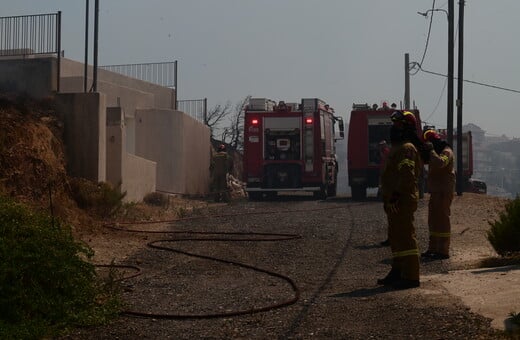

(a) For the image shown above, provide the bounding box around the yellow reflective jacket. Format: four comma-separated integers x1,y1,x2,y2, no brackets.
381,142,421,204
427,146,455,193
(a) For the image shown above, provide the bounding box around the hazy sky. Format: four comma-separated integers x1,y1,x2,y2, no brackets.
2,1,519,138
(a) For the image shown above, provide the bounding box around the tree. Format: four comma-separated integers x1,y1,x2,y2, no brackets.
207,96,251,151
204,100,232,138
220,95,251,151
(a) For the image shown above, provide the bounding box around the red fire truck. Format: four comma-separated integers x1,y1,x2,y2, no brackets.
243,98,344,200
347,103,423,200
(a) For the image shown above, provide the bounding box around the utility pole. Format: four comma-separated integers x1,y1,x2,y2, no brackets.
456,0,465,195
84,0,89,92
92,0,99,92
447,0,455,146
404,53,410,110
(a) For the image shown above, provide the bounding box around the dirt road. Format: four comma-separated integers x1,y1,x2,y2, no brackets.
66,194,507,339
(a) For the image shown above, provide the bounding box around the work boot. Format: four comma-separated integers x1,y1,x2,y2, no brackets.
377,268,400,286
391,278,420,290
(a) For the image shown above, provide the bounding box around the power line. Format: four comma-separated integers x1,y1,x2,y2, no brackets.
418,0,436,68
414,63,520,94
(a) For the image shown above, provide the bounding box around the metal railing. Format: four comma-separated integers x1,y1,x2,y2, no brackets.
177,98,207,123
99,61,177,89
0,12,62,90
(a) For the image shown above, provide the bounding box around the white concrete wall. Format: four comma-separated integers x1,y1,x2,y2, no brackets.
122,153,157,202
135,109,211,195
106,107,157,202
106,107,125,187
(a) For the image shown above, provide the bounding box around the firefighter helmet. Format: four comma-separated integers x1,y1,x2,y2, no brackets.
423,129,440,141
390,110,416,126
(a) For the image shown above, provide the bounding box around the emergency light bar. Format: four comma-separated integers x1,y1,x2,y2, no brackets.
251,119,259,125
305,118,313,124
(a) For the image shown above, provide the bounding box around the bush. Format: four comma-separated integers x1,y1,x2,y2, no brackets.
487,196,520,256
0,195,120,339
143,192,169,207
69,178,126,217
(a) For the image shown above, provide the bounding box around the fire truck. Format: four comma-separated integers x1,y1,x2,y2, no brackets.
243,98,344,200
347,103,423,200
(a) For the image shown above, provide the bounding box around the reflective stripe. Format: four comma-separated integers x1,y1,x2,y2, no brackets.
440,154,449,166
398,159,415,171
393,248,419,258
431,231,451,238
214,153,227,158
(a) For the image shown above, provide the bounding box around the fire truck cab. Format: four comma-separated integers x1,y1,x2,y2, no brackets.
243,98,344,200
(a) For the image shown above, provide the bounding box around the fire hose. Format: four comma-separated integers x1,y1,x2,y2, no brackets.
99,205,344,319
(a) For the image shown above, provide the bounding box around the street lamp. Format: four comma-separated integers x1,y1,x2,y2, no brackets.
417,9,449,19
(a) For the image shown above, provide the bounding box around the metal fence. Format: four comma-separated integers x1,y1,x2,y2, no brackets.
100,61,177,89
177,98,207,123
0,12,62,89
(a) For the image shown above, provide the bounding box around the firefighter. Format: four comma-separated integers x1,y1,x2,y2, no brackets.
421,128,455,260
210,144,233,202
377,111,422,289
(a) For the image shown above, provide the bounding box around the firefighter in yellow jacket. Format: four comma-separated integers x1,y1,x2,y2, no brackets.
421,129,455,260
210,144,233,202
378,111,422,289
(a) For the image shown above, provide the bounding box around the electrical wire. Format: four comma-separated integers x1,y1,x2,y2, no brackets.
416,0,437,72
416,64,520,94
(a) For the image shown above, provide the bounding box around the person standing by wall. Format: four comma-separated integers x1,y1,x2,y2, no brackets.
210,144,234,202
378,111,422,289
421,129,455,260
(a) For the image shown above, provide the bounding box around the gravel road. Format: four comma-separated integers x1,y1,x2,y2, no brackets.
65,194,507,339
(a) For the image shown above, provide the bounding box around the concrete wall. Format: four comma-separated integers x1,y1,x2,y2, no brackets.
135,109,211,195
55,92,106,182
61,75,155,154
122,153,157,202
60,58,175,109
0,57,57,97
60,58,175,155
0,56,208,200
106,106,157,202
106,107,125,187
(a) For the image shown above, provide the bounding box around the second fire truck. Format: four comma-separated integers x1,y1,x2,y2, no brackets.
243,98,344,200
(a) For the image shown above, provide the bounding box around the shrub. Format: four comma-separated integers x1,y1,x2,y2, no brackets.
487,196,520,256
0,195,120,339
143,192,169,207
69,178,126,217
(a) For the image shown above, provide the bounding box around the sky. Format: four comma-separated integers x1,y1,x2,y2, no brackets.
2,0,520,138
